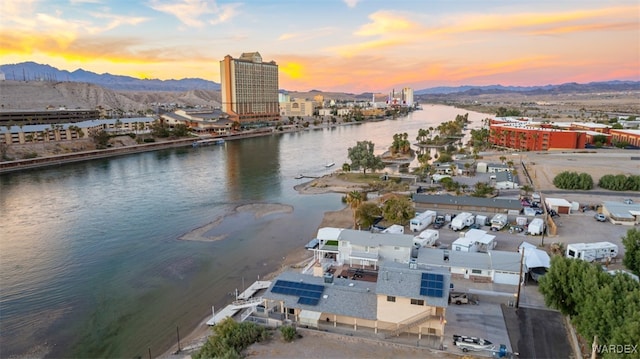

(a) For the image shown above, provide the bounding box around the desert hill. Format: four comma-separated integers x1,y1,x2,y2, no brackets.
0,81,221,112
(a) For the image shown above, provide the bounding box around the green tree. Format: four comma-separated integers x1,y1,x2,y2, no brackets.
344,190,364,228
622,228,640,276
381,195,414,225
347,141,384,175
355,202,383,229
172,123,190,137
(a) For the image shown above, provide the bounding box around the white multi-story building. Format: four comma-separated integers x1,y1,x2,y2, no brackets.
220,52,280,123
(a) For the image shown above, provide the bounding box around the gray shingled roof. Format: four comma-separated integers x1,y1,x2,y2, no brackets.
417,248,521,273
262,271,378,320
412,194,522,210
337,229,415,248
376,261,450,307
495,171,519,184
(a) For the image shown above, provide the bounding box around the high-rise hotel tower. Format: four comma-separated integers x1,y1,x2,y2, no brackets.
220,52,280,123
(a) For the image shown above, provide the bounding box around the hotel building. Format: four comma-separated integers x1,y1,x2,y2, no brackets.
220,52,280,124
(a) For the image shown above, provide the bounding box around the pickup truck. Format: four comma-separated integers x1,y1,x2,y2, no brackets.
453,335,495,352
449,291,469,305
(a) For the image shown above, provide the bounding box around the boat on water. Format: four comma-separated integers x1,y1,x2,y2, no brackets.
192,138,225,147
295,174,304,179
325,162,335,168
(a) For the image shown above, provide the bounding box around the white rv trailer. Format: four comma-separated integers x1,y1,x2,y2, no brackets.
566,242,619,262
451,212,475,231
410,210,437,232
527,218,545,235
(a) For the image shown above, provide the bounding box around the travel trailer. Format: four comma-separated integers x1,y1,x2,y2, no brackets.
413,229,440,247
527,218,545,235
490,214,508,231
566,242,619,262
475,215,489,227
410,210,437,232
451,212,475,231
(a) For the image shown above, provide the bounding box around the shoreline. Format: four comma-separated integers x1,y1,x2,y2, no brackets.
0,118,388,174
158,204,354,359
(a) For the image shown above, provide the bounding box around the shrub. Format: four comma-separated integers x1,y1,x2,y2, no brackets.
598,174,640,191
193,317,269,359
552,171,593,190
280,325,297,342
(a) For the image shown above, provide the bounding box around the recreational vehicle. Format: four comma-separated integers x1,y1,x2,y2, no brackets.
566,242,619,262
527,218,545,235
413,229,440,247
451,212,475,231
490,214,508,231
410,210,437,232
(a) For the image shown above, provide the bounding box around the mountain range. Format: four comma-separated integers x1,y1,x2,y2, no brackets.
0,62,220,92
2,61,638,95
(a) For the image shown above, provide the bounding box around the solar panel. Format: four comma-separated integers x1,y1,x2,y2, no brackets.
420,272,445,298
271,279,325,305
298,297,320,305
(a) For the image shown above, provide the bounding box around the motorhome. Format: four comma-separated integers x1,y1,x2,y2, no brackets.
490,214,508,231
413,229,440,247
527,218,545,235
451,212,475,231
409,210,437,232
566,242,619,262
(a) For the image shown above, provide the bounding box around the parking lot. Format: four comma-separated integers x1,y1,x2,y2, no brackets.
428,203,633,260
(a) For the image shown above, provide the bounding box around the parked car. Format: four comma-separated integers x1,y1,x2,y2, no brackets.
453,335,495,352
594,213,607,222
433,215,445,229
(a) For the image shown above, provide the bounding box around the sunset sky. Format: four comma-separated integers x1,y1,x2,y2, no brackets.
1,0,639,93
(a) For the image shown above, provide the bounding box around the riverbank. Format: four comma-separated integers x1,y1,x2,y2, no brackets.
158,204,353,359
0,119,371,174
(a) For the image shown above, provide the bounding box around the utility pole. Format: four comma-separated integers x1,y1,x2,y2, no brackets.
516,249,524,308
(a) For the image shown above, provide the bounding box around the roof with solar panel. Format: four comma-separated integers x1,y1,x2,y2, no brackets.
375,261,451,308
262,271,378,320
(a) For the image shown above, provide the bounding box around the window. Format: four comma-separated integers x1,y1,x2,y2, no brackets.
387,296,396,302
411,298,425,306
471,269,482,274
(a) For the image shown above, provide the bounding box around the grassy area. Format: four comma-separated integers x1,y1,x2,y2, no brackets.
335,172,382,184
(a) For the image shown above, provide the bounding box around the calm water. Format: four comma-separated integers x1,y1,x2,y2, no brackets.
0,105,488,358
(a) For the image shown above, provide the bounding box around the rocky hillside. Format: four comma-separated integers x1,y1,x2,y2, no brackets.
0,81,221,112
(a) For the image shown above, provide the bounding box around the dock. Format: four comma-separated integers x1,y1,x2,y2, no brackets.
206,280,272,326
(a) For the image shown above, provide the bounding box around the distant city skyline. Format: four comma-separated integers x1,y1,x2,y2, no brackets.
1,0,638,93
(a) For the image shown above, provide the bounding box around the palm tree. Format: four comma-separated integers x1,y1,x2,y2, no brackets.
345,191,364,229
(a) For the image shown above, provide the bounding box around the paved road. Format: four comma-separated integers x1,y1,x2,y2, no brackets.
502,306,573,359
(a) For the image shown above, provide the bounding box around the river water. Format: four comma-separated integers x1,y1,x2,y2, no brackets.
0,105,488,358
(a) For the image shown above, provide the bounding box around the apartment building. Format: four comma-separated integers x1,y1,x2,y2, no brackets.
220,52,280,124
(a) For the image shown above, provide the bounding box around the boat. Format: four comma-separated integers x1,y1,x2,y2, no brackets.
325,162,335,168
295,174,304,179
192,138,225,147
